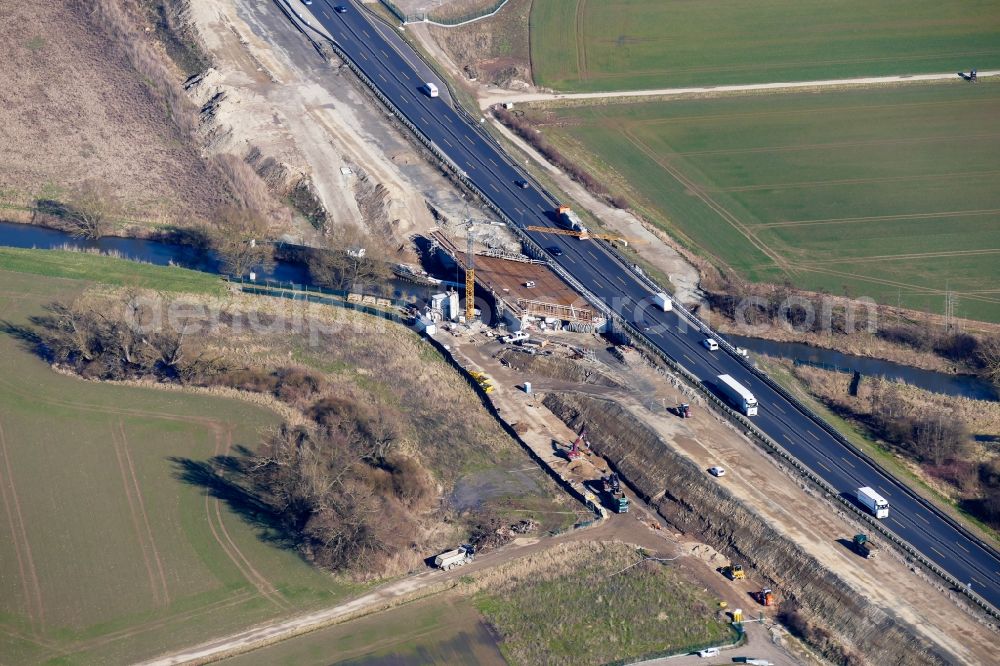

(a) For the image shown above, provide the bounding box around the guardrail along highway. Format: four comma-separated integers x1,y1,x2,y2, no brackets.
299,0,1000,613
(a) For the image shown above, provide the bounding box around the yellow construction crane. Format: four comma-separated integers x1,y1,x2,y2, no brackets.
465,224,475,321
524,225,636,246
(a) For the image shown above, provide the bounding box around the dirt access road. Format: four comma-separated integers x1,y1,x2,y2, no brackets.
478,70,1000,108
136,516,731,666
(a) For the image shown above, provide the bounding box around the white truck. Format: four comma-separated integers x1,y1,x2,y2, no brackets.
717,374,758,416
423,82,439,98
556,205,588,237
434,545,474,570
653,292,673,312
502,331,529,344
856,486,889,519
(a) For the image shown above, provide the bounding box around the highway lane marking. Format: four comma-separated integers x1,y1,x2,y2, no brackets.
876,485,892,497
362,30,371,38
514,208,524,216
563,255,576,264
378,73,387,82
615,275,626,286
489,183,500,193
445,115,452,123
683,353,695,365
420,116,430,124
381,50,390,59
807,430,819,441
781,433,794,443
955,542,969,554
916,513,930,524
817,461,832,473
929,546,947,560
401,71,411,80
890,517,905,529
489,158,498,166
587,249,600,261
360,52,368,60
772,403,785,414
535,204,545,212
468,163,476,170
840,456,855,468
442,138,453,148
465,135,476,145
972,577,986,587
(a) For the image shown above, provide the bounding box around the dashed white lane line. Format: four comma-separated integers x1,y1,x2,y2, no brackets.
930,546,947,560
955,541,970,553
683,353,696,365
841,456,856,468
817,461,832,473
773,403,786,414
807,430,820,441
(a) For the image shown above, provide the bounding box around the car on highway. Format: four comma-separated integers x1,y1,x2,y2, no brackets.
302,0,312,5
708,466,726,477
548,246,564,257
334,5,348,12
703,338,719,351
516,179,530,189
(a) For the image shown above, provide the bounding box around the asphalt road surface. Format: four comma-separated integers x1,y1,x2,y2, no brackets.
303,0,1000,611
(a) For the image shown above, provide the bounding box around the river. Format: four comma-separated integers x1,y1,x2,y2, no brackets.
0,221,994,402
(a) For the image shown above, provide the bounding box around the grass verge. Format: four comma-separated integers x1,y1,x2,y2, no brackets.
0,247,225,295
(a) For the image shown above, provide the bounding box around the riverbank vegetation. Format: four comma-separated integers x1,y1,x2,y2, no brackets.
793,365,1000,532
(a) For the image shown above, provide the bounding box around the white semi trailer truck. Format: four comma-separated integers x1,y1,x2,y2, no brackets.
856,486,889,519
716,374,758,416
653,292,673,312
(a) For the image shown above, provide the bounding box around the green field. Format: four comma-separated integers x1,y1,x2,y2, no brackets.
220,596,505,666
530,0,1000,91
0,269,360,664
0,247,225,295
525,81,1000,321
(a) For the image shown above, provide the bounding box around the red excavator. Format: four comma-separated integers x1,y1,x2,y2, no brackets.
567,427,586,460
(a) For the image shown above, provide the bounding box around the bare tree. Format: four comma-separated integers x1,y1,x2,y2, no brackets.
307,223,391,291
59,180,123,239
209,206,275,277
976,335,1000,385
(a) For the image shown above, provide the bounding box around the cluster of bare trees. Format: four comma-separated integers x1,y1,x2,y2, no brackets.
305,223,393,291
32,292,220,382
235,401,434,573
35,181,124,240
867,381,971,466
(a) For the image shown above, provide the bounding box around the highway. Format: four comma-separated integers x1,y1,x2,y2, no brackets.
303,0,1000,611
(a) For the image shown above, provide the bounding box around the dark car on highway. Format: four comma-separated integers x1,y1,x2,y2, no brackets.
548,246,564,256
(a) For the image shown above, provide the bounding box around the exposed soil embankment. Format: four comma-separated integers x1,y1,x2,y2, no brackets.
498,348,620,388
542,392,955,666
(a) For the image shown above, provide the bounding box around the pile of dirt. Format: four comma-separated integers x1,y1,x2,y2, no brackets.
542,391,956,666
425,0,532,88
498,348,620,387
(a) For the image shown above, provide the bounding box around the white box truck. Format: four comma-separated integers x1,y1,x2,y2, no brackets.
717,374,758,416
856,486,889,519
653,292,673,312
423,82,439,98
434,545,474,570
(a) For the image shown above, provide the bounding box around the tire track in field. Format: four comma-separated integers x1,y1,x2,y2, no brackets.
718,169,1000,192
805,248,1000,266
118,420,171,606
206,426,290,611
110,421,164,608
574,0,588,82
620,124,791,274
50,590,257,658
791,264,1000,306
674,132,1000,157
0,419,45,631
758,208,1000,229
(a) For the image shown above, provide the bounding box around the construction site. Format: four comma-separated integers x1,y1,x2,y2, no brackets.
423,227,602,333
